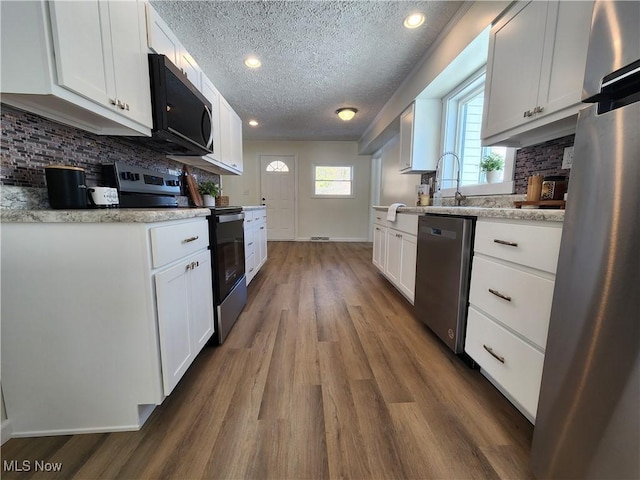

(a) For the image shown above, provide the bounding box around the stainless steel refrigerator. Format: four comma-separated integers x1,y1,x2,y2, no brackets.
530,1,640,478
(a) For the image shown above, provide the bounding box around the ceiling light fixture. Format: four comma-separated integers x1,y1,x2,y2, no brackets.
336,107,357,121
404,13,425,29
244,57,261,69
248,119,259,127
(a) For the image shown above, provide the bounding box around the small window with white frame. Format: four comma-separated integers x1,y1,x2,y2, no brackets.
313,165,354,197
439,67,516,196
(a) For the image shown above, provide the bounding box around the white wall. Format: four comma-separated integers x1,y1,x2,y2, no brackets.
222,141,372,241
358,1,509,155
378,134,423,207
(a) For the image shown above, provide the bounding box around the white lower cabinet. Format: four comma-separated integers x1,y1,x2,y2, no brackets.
0,216,214,436
465,218,562,422
155,249,214,394
373,223,387,271
243,208,268,285
372,211,418,304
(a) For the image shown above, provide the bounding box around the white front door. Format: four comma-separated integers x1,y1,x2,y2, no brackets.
260,155,295,240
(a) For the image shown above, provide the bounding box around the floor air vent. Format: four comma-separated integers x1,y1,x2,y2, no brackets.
310,236,330,241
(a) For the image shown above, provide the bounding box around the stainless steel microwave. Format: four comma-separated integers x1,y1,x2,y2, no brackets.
147,54,213,156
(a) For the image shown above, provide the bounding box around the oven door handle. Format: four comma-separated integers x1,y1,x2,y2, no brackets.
217,213,245,223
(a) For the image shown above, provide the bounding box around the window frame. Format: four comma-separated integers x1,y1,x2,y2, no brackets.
438,67,516,197
312,164,355,198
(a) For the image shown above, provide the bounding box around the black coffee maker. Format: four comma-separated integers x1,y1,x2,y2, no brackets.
45,165,88,209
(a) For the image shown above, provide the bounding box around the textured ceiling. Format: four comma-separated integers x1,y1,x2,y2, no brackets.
150,1,464,141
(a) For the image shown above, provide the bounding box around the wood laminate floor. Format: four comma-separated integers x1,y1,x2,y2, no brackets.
2,242,535,480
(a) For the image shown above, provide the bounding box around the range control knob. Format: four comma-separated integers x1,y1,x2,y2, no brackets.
120,172,132,180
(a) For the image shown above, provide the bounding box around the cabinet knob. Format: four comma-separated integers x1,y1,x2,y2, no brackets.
533,105,544,114
109,98,117,106
523,110,533,118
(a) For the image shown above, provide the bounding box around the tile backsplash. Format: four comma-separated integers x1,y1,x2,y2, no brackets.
514,134,573,194
0,104,219,191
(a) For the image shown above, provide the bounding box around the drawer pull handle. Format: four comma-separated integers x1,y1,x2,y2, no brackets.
493,239,518,247
489,288,512,302
182,236,199,243
483,345,505,364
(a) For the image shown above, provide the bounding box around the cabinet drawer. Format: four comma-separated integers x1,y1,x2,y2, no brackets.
374,211,388,227
474,220,562,273
244,226,256,255
254,209,267,225
243,210,257,225
374,212,418,234
469,256,554,349
465,307,544,420
150,220,209,268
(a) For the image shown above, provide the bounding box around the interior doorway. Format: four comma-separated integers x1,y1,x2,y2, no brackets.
259,155,296,240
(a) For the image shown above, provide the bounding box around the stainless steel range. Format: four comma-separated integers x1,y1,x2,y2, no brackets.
103,161,247,344
207,206,247,344
102,161,180,208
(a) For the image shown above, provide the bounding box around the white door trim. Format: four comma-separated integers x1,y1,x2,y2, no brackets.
369,155,382,242
259,153,298,241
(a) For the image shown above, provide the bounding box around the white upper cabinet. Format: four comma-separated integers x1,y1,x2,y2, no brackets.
48,2,112,107
56,0,152,127
0,0,152,135
200,75,222,162
219,96,244,174
399,99,441,173
482,0,593,147
146,3,243,175
145,3,201,90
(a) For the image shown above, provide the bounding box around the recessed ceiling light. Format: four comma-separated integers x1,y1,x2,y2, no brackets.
336,108,357,121
244,57,262,68
404,13,425,29
248,120,259,127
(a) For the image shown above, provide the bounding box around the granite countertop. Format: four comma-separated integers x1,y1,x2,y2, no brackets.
0,208,212,223
242,205,266,211
373,205,565,222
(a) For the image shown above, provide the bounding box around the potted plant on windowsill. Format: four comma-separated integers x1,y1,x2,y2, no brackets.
198,181,219,207
480,152,505,184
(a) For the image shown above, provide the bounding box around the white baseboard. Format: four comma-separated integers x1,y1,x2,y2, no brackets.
297,237,369,242
1,419,13,445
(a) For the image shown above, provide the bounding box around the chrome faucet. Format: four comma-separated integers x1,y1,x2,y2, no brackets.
435,151,466,206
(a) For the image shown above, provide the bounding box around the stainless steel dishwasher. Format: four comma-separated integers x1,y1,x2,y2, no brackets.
414,214,474,354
